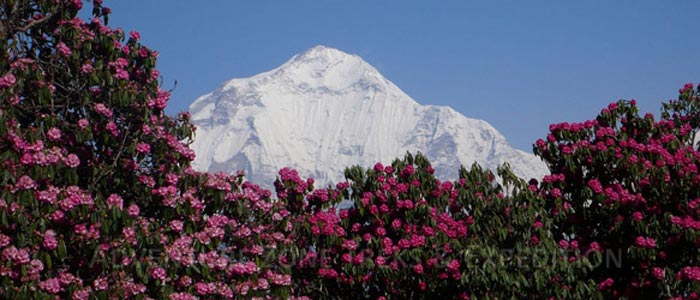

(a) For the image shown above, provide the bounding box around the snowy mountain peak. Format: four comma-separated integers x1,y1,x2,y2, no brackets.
189,46,548,187
271,45,387,93
292,45,356,65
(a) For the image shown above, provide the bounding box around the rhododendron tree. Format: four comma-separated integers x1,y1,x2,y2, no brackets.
534,84,700,299
0,1,296,299
277,153,597,299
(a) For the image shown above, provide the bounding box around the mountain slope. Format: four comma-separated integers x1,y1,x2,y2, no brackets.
189,45,548,186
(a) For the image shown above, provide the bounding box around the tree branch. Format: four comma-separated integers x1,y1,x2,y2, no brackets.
18,13,52,32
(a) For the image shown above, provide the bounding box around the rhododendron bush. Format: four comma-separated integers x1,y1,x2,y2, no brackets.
534,84,700,299
276,154,596,299
0,1,295,299
2,0,700,299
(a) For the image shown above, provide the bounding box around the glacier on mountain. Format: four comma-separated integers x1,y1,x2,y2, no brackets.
189,45,548,187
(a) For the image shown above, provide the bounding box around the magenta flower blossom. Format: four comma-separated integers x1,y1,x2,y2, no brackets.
15,175,37,190
42,230,58,250
413,264,424,275
652,267,665,280
587,179,603,194
64,153,80,168
342,239,357,251
114,69,129,80
77,118,90,129
106,194,123,210
632,211,643,222
59,272,75,286
151,267,167,281
169,220,184,232
26,259,44,275
72,288,91,300
80,63,95,74
130,30,141,40
678,266,700,281
550,188,562,198
194,282,210,295
38,278,62,294
106,121,118,136
93,277,109,291
634,236,656,248
375,256,386,266
0,234,10,248
169,292,198,300
598,278,614,290
93,103,113,118
56,42,72,57
0,73,16,88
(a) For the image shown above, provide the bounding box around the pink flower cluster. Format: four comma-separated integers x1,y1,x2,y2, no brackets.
677,266,700,281
634,236,657,249
0,72,16,88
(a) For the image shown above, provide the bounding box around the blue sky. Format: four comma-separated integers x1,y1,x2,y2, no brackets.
98,1,699,151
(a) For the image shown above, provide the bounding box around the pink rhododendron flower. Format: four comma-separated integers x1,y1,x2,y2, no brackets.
93,103,113,118
678,266,700,281
634,236,656,248
413,264,424,274
59,272,76,285
653,267,665,280
169,292,198,300
375,256,386,265
80,63,94,74
43,230,58,250
194,282,211,295
550,188,562,198
598,278,614,290
93,277,109,291
169,220,184,232
151,267,167,280
56,42,72,57
0,234,10,247
72,288,91,300
558,239,569,249
15,175,37,190
632,211,643,222
64,153,80,167
130,30,141,40
106,193,123,210
106,121,118,136
136,143,151,153
38,278,62,294
114,69,129,80
588,179,603,194
78,118,89,129
0,73,16,88
49,210,65,222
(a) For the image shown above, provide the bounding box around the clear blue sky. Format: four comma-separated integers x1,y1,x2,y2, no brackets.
97,1,699,151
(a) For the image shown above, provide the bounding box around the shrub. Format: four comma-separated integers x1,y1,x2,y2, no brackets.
277,153,596,299
534,84,700,299
0,1,295,299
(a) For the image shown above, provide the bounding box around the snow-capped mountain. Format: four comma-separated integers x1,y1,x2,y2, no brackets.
189,45,548,187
